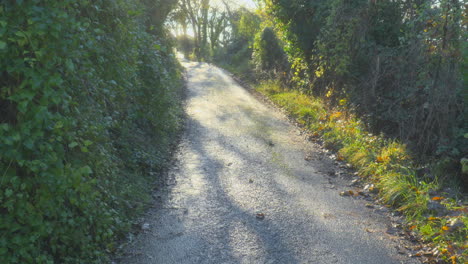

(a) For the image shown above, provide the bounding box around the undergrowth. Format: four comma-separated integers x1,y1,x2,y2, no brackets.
256,80,468,263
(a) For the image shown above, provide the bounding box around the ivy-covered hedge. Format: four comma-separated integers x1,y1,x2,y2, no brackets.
262,0,466,183
0,1,182,263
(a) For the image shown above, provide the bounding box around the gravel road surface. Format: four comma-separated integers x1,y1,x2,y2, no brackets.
118,60,421,264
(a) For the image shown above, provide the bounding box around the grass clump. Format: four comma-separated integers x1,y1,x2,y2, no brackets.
255,80,468,263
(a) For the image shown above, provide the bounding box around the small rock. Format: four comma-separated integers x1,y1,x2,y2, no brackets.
378,206,389,213
416,249,433,257
142,223,150,231
256,213,265,220
227,162,233,166
350,178,360,186
395,246,406,255
357,190,368,197
249,179,254,183
391,211,402,217
447,218,465,230
363,184,378,194
386,226,399,235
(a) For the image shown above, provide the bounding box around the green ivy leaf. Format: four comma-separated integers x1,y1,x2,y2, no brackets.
0,247,7,255
65,59,75,71
81,166,92,175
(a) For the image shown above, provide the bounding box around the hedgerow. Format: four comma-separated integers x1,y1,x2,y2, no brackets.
0,1,182,263
262,0,466,179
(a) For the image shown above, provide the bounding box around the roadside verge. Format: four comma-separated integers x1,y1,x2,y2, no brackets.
230,76,467,263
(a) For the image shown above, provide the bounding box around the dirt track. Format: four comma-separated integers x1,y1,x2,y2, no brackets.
118,60,420,264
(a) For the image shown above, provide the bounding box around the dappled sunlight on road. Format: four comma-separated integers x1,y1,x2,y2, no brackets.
118,61,421,264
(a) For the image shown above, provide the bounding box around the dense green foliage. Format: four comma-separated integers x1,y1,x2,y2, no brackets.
252,27,287,79
0,0,182,263
261,0,466,182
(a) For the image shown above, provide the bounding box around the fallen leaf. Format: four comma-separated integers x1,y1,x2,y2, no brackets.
432,197,445,201
336,154,345,161
450,256,456,264
376,156,389,163
428,217,438,221
409,225,417,230
339,190,354,196
442,226,450,231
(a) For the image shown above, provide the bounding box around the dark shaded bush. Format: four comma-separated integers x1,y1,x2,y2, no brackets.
176,35,196,58
253,27,288,78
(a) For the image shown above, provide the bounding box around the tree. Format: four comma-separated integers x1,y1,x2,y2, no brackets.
177,0,211,59
208,7,228,52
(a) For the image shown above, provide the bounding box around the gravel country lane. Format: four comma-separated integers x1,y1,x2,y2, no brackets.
118,60,421,264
